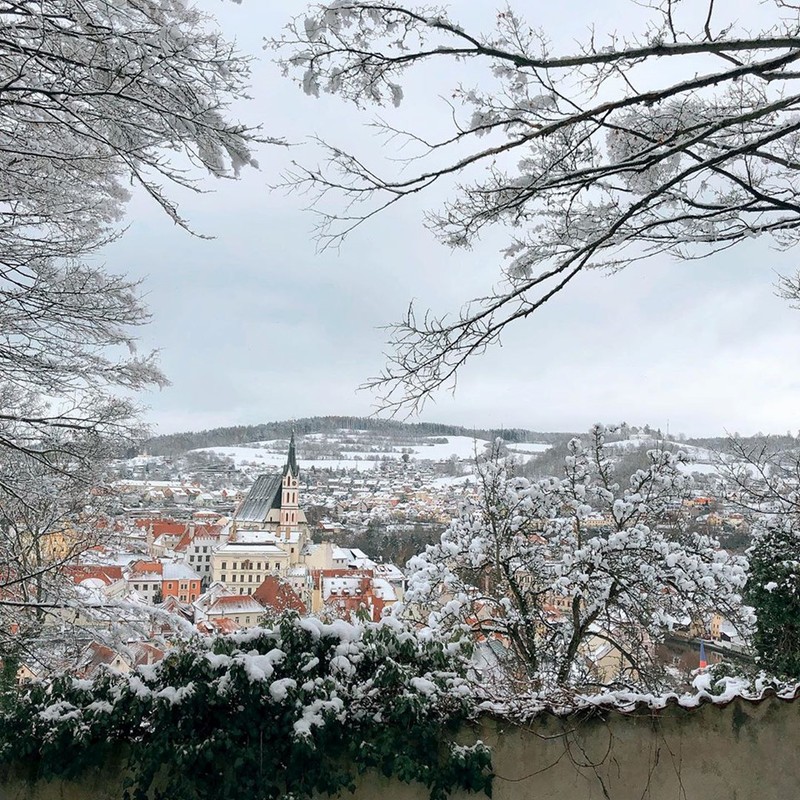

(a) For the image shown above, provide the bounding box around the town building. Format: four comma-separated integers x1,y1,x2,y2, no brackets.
193,582,265,629
211,434,312,598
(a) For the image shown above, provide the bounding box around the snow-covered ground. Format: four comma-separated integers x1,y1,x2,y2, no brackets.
675,462,722,476
599,437,759,479
604,437,716,461
193,435,501,470
429,475,476,488
505,442,551,462
191,448,387,471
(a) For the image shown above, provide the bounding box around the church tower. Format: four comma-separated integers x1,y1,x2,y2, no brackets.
279,431,300,531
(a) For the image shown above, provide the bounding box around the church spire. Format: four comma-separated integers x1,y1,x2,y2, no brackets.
283,430,298,478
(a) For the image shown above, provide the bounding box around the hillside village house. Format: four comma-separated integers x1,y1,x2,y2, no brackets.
174,524,224,587
127,560,202,604
192,582,267,629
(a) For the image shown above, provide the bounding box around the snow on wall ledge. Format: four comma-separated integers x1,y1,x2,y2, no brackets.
3,694,800,800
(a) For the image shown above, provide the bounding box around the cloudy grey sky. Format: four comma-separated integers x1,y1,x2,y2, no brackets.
103,0,800,438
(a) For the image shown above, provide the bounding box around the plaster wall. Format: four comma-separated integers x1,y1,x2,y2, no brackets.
1,696,797,800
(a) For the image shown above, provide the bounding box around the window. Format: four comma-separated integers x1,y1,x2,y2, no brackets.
205,555,210,562
202,546,208,553
190,594,196,601
134,584,139,591
256,562,261,570
232,561,238,570
248,574,253,582
221,574,226,582
231,575,236,582
221,561,227,570
275,562,280,570
189,555,194,561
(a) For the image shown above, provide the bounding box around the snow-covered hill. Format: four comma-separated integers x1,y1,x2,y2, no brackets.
192,432,552,472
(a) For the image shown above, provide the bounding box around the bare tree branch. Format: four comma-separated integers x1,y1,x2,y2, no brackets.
273,0,800,411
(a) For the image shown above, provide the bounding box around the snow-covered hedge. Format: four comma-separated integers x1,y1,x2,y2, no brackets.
0,614,492,800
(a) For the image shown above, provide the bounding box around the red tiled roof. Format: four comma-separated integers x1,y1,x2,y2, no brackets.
214,595,259,607
78,641,119,674
174,529,193,552
174,524,224,552
130,560,163,576
64,565,123,585
197,617,240,635
130,642,165,667
253,576,307,615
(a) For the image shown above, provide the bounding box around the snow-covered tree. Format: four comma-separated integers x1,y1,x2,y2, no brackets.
0,449,111,668
274,1,800,411
0,0,266,657
722,437,800,677
403,426,747,693
0,0,263,471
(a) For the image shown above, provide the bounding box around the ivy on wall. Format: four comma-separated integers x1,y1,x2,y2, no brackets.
0,614,492,800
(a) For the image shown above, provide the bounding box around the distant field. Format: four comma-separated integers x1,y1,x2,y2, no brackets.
193,434,551,471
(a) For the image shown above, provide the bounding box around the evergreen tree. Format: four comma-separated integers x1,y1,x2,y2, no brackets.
746,516,800,677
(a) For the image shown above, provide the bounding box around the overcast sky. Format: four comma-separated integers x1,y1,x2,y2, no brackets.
103,0,800,439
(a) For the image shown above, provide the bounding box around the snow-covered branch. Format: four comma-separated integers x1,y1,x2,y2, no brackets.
402,426,748,693
274,0,800,411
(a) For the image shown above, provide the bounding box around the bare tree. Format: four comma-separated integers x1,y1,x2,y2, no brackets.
0,0,266,660
0,448,112,668
0,0,266,469
274,1,800,411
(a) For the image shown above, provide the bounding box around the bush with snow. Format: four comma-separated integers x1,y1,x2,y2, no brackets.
0,613,491,800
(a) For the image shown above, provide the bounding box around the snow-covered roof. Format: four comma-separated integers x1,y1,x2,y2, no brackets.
372,578,397,602
322,576,367,599
235,530,281,545
215,541,287,556
162,563,201,581
207,596,264,616
374,563,405,582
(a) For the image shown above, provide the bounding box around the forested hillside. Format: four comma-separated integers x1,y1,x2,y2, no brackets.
143,416,567,457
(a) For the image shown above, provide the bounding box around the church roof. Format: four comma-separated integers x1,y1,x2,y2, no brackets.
236,436,299,523
235,473,282,523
